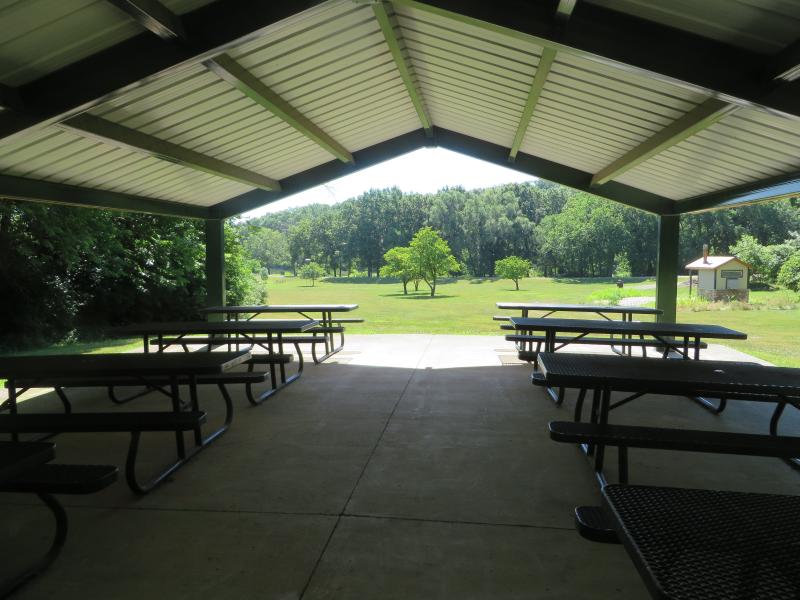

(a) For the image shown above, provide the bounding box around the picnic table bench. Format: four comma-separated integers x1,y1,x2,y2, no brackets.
600,485,800,599
201,304,362,363
0,441,117,596
0,351,250,494
112,320,317,403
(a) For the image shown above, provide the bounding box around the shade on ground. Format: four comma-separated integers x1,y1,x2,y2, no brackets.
1,336,795,599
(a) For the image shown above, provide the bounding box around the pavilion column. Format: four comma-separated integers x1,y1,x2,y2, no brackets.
204,218,226,313
655,214,679,323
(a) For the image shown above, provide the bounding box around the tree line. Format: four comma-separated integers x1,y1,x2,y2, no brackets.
0,203,264,350
239,182,800,279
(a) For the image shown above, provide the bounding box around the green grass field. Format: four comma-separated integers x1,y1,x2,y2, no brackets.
267,275,800,367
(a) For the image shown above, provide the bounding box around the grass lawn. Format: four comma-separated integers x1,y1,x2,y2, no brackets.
268,275,800,367
5,276,797,372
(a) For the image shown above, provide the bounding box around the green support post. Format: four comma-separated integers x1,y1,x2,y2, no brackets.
655,214,680,323
205,218,225,321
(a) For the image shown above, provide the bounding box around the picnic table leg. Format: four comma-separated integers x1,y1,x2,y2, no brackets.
143,335,150,353
769,400,800,469
7,379,18,443
593,386,612,487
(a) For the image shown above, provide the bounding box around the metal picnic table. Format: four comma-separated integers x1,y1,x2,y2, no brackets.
201,304,360,362
0,351,251,491
603,484,800,600
536,352,800,471
112,320,317,401
496,302,661,321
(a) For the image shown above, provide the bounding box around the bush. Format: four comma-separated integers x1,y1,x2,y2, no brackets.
494,256,531,290
777,253,800,291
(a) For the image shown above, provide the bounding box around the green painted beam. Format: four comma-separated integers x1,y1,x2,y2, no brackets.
393,1,800,121
0,173,210,218
509,47,556,162
674,172,800,214
107,0,187,41
591,99,737,186
205,54,353,164
204,218,226,313
373,2,433,136
60,113,281,191
434,127,675,214
655,214,679,323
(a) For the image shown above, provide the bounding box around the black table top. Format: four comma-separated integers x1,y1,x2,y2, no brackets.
510,317,747,339
0,441,55,483
603,484,800,600
497,303,662,315
201,304,358,313
112,320,318,335
537,353,800,396
0,351,251,379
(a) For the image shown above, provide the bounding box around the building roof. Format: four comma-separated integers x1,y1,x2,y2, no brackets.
0,0,799,219
685,256,749,270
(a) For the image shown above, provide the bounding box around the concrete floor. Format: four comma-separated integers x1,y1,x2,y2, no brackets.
2,335,798,599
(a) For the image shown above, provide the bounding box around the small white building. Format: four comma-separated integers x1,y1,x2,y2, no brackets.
686,248,750,302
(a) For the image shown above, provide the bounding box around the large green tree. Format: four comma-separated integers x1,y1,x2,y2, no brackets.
409,227,459,297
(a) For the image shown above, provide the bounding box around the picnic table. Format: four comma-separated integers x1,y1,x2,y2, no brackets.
201,304,361,363
536,352,800,481
0,440,54,483
602,484,800,600
111,320,317,402
496,302,661,321
0,351,251,492
510,317,746,360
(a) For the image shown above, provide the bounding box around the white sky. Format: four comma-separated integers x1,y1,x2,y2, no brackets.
242,147,537,219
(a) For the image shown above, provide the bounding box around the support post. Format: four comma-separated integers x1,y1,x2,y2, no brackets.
205,219,225,319
655,215,679,323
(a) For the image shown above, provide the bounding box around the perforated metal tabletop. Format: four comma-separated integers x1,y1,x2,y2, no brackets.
604,484,800,600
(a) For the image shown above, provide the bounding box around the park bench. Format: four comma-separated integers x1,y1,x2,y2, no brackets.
0,411,206,494
0,450,118,596
548,421,800,543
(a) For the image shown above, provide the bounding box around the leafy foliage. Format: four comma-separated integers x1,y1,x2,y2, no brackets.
777,254,800,291
380,246,420,294
408,227,459,297
298,261,325,286
495,256,531,290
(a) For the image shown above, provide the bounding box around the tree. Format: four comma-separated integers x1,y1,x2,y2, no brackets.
298,261,325,286
777,253,800,291
409,227,459,297
612,253,631,278
380,246,420,294
495,256,531,290
242,226,290,273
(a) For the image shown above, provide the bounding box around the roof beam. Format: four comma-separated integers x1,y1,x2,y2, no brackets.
0,1,326,145
673,172,800,215
591,99,738,186
212,128,432,218
509,47,556,162
205,54,353,163
106,0,187,41
394,0,800,121
372,2,433,136
434,127,675,215
59,113,281,191
0,173,210,218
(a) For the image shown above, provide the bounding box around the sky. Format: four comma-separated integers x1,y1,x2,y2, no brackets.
242,147,537,219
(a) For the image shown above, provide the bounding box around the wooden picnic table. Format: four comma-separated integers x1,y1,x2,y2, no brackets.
201,304,360,362
602,484,800,600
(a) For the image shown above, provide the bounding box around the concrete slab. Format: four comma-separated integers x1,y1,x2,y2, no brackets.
7,504,334,600
303,515,648,600
0,334,795,599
